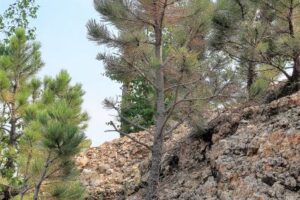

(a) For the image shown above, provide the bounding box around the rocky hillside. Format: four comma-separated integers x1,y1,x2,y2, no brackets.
76,92,300,200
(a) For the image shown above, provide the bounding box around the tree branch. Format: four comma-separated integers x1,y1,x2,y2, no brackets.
164,77,202,92
106,121,151,150
164,110,192,136
104,99,152,133
116,53,157,89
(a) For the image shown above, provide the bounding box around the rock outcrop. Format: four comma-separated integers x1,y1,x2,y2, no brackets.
76,132,152,199
77,92,300,200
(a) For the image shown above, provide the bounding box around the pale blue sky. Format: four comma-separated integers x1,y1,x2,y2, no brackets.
1,0,121,146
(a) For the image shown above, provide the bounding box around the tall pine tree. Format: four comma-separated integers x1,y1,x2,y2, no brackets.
0,30,88,200
0,28,43,180
86,0,237,199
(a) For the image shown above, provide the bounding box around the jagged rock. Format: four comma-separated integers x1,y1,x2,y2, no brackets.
75,131,153,199
77,91,300,199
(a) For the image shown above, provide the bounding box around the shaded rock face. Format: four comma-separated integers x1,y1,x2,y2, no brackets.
77,92,300,200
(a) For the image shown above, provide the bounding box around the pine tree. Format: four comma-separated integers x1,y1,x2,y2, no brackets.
0,30,88,200
0,28,43,182
0,3,88,199
257,0,300,97
211,0,269,98
19,70,88,200
87,1,236,199
212,0,300,100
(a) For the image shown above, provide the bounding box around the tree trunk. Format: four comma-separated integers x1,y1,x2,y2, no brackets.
146,69,165,200
120,82,129,135
20,147,33,200
146,27,165,200
9,82,18,146
266,55,300,102
5,84,18,170
247,61,256,98
280,56,300,97
5,102,17,171
291,56,300,90
33,181,43,200
9,104,16,145
33,155,51,200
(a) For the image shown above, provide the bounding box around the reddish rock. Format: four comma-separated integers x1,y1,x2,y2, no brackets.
77,91,300,200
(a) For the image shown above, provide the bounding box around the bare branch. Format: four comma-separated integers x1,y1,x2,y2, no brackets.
164,77,202,92
106,121,151,150
122,1,155,27
163,81,181,125
223,48,292,79
0,126,10,133
164,110,192,136
104,98,151,133
165,77,239,115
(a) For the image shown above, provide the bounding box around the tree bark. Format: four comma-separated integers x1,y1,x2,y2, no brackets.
33,169,46,200
247,61,256,98
9,103,16,145
146,69,165,200
20,143,33,200
33,155,52,200
291,56,300,90
120,82,129,135
265,55,300,102
9,82,18,145
5,84,18,171
146,24,165,199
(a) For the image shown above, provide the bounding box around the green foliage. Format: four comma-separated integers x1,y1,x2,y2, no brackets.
39,101,85,156
88,0,225,135
0,0,39,40
212,0,300,94
0,70,9,90
249,64,281,98
249,78,269,98
0,29,87,199
50,181,86,200
0,29,43,185
0,28,43,80
121,77,155,133
17,70,88,199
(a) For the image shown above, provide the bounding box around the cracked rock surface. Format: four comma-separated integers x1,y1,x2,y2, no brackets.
77,92,300,200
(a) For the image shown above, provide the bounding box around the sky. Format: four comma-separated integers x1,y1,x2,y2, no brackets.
0,0,121,146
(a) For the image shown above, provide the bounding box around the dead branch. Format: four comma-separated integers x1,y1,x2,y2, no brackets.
104,99,152,133
106,121,151,150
